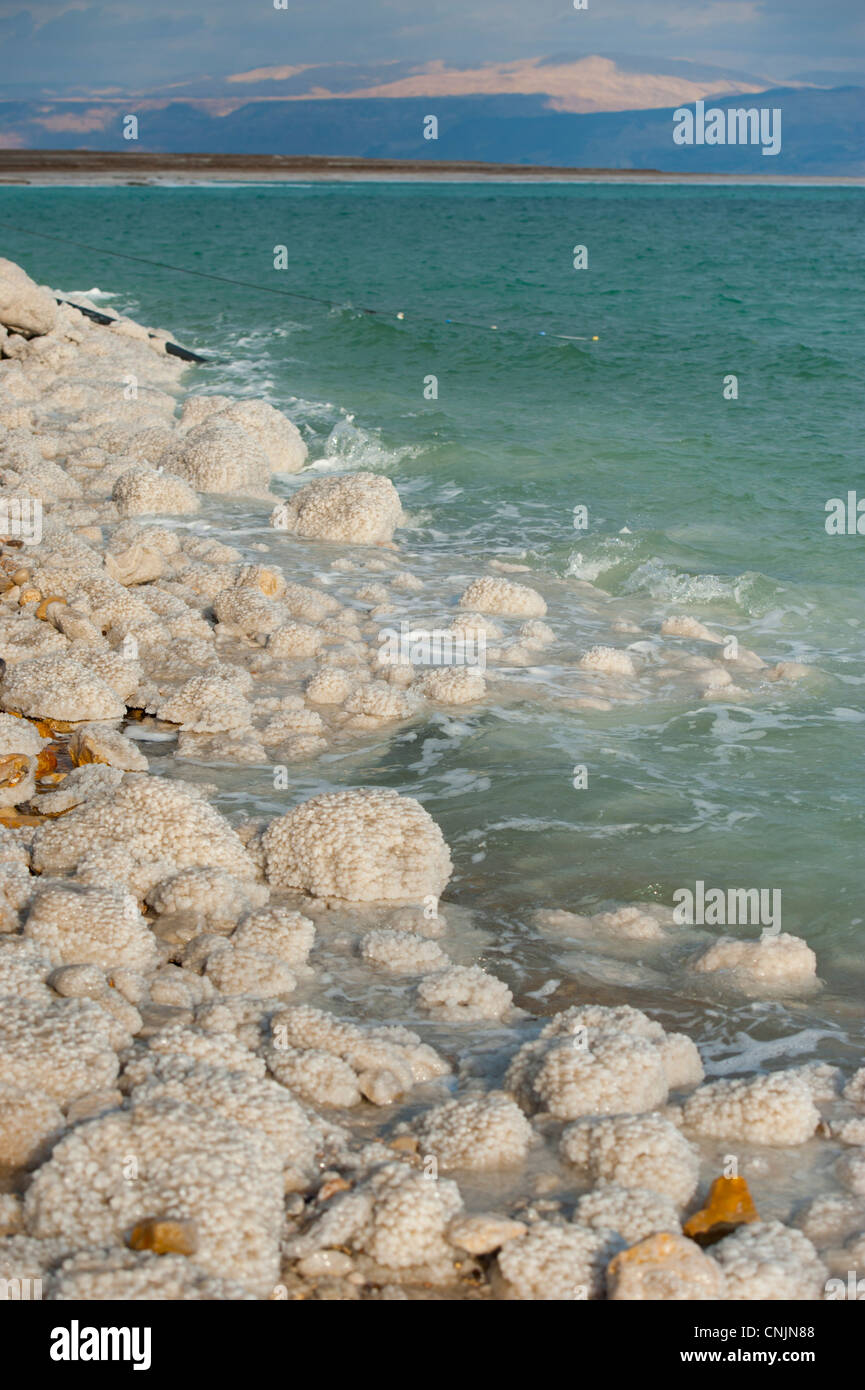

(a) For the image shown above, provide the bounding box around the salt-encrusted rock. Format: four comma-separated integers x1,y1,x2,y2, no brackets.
0,653,125,722
266,621,323,659
793,1193,865,1247
574,1182,682,1245
836,1150,865,1196
31,774,257,893
171,418,272,496
0,1083,66,1168
306,667,355,704
24,883,158,972
157,675,253,733
68,723,148,772
606,1231,726,1301
280,582,341,621
494,1221,621,1300
262,787,452,902
561,1113,700,1206
712,1221,828,1300
214,398,307,474
147,868,268,933
767,662,812,682
104,542,165,588
360,929,449,975
0,939,54,1001
506,1005,702,1120
124,1050,325,1189
661,616,723,643
267,1045,362,1108
264,1004,448,1108
0,1194,23,1235
271,472,404,546
458,576,546,617
24,1095,284,1295
680,1072,820,1147
416,668,486,703
204,943,297,998
0,259,57,337
579,645,636,677
409,1092,533,1171
0,997,119,1103
341,682,415,728
416,964,513,1022
284,1160,462,1272
211,586,284,639
231,906,314,967
50,1247,258,1301
31,762,124,815
690,932,818,991
535,905,667,943
112,464,200,517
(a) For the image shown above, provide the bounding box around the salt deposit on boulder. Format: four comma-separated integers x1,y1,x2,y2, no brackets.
24,1095,284,1295
561,1113,700,1206
217,399,307,474
0,997,119,1104
171,419,272,496
0,259,57,338
458,576,546,617
112,465,200,517
23,883,158,973
494,1221,620,1300
680,1072,820,1146
505,1004,702,1120
264,1003,448,1108
416,667,486,703
31,774,257,893
0,1083,66,1168
712,1221,828,1300
157,675,253,733
416,965,513,1022
360,929,450,975
409,1092,533,1171
284,1160,462,1273
690,932,818,991
661,616,723,643
579,645,636,677
0,653,125,722
262,787,452,902
271,472,404,545
574,1183,682,1245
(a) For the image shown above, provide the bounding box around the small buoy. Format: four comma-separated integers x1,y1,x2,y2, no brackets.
593,335,599,340
396,312,405,320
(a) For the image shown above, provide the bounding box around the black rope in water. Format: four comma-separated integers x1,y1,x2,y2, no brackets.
0,219,599,345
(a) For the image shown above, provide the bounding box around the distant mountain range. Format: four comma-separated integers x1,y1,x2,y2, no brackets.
0,54,862,175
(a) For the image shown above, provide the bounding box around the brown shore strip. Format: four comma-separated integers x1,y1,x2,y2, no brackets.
0,150,861,185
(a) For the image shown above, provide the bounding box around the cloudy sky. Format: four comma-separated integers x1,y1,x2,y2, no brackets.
1,0,862,98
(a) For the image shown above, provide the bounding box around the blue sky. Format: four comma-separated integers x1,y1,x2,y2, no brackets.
1,0,862,94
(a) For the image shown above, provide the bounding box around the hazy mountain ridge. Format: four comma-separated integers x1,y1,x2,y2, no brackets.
1,86,862,175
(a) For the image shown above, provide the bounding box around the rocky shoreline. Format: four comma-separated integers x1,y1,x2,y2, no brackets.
0,253,863,1302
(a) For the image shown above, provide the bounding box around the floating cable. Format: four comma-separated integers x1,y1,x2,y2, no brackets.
0,219,599,345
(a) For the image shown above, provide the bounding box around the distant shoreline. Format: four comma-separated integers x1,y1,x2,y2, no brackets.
0,151,862,186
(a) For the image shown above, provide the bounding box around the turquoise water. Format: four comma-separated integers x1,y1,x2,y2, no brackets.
3,182,864,1069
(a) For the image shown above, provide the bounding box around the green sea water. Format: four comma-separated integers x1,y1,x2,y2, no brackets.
2,181,864,1082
